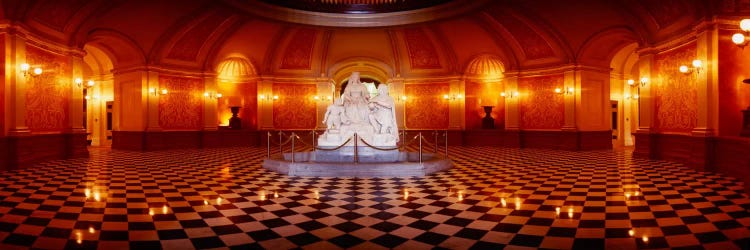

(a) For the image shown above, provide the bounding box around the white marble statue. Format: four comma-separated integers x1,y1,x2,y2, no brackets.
368,84,398,142
318,72,399,147
323,98,344,130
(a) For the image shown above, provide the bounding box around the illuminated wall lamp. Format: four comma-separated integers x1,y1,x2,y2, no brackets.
627,77,648,88
400,95,407,102
678,59,702,75
555,87,575,95
20,63,42,77
313,95,332,101
259,94,279,101
149,88,168,96
624,94,639,100
443,94,462,100
204,92,222,99
500,91,519,98
75,78,95,89
732,19,750,48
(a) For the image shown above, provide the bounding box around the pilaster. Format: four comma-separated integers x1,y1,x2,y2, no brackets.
448,79,464,129
316,78,334,130
6,33,30,135
146,71,161,131
503,74,520,130
692,21,719,137
258,79,274,130
203,76,218,131
562,70,577,131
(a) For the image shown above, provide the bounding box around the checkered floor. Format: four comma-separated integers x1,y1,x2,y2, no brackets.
0,146,748,249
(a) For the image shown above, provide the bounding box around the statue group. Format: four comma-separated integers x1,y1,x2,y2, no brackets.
319,72,399,147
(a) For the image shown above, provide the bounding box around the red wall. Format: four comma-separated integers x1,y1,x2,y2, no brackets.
25,46,71,133
158,75,203,130
654,42,697,134
465,81,504,129
520,75,564,129
718,30,750,136
0,34,4,135
405,83,449,129
272,83,317,129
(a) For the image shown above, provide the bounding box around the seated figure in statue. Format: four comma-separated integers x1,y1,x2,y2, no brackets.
368,84,399,142
323,98,344,130
341,72,371,126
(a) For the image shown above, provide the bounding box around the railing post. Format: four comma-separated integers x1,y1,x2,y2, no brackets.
419,132,423,163
353,133,359,163
312,130,316,152
278,131,283,156
291,132,296,163
434,130,438,153
267,131,271,159
444,130,449,157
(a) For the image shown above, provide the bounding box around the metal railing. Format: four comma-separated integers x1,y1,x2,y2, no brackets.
264,130,449,163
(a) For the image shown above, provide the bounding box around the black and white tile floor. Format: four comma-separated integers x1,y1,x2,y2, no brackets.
0,146,748,249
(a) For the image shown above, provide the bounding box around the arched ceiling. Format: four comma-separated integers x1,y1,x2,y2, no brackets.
1,0,721,76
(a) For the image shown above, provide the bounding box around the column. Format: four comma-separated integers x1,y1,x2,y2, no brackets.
315,78,334,130
258,79,274,130
203,76,218,131
562,69,578,131
692,21,719,136
448,79,463,129
503,74,520,130
388,77,405,130
6,33,30,135
146,71,161,131
69,55,85,133
636,52,655,132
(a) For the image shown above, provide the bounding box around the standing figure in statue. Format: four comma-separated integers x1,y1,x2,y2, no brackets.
341,72,371,126
368,84,399,142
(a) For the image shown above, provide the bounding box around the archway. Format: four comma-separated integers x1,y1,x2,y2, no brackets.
82,45,115,146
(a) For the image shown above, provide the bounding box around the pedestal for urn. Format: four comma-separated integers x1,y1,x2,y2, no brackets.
228,106,241,129
741,108,750,137
481,106,495,129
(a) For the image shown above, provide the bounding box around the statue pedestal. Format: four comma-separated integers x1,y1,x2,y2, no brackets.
481,106,495,129
741,109,750,137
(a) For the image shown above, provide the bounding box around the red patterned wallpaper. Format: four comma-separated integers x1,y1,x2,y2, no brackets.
490,11,555,60
465,81,504,129
158,76,203,130
25,46,71,133
654,43,697,133
405,83,449,129
280,29,317,70
272,83,316,129
520,75,564,129
403,28,441,69
166,11,228,61
31,0,87,31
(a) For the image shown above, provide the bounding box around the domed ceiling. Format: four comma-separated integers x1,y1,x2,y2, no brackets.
258,0,453,14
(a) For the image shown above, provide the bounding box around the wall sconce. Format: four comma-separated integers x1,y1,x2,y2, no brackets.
624,93,640,100
555,87,575,95
313,95,332,102
627,77,648,88
678,59,702,75
20,63,42,77
259,94,279,101
204,92,222,99
399,95,408,102
443,94,462,100
75,78,96,89
500,91,519,98
84,94,101,100
732,19,750,48
149,88,168,96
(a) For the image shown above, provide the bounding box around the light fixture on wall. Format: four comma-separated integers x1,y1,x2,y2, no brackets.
20,63,42,78
84,94,101,100
732,19,750,48
204,92,222,99
627,77,648,88
443,94,462,101
399,95,408,102
259,94,279,101
500,91,519,98
679,59,702,75
149,88,168,96
313,95,332,102
624,93,640,100
554,87,575,95
75,78,96,89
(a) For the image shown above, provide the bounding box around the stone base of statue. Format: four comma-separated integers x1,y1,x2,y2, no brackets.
262,151,452,177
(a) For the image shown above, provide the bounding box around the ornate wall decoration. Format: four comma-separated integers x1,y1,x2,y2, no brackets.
31,0,87,31
166,11,228,61
492,13,555,60
465,81,503,129
403,28,441,69
158,76,203,130
272,83,316,129
654,43,698,133
405,83,449,129
25,46,71,133
520,75,564,129
280,29,317,70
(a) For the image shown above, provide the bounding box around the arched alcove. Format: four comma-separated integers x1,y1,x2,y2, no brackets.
464,54,505,129
216,56,259,128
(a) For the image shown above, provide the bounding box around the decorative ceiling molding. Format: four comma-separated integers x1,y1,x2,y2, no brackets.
222,0,491,27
